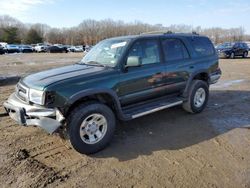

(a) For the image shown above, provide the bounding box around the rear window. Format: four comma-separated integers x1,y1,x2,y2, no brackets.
162,39,190,61
190,37,215,57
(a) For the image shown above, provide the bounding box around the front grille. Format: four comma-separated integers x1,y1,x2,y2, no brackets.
16,83,29,102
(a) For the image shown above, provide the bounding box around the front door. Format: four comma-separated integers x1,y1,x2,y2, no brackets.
118,39,166,106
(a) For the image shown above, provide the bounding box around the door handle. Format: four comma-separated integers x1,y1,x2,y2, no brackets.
189,65,194,69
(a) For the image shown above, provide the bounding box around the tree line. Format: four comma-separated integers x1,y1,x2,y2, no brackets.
0,15,249,45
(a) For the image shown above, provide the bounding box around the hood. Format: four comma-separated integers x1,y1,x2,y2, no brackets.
216,47,232,51
22,64,107,90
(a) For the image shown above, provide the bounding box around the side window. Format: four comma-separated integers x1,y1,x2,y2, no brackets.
127,40,160,65
162,39,189,61
191,37,215,57
234,43,240,48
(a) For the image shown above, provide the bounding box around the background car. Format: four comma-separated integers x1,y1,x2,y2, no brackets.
34,43,48,52
30,44,37,52
0,45,5,55
20,45,33,53
216,42,249,58
244,41,250,51
6,44,20,53
68,46,84,52
0,42,7,49
47,45,68,53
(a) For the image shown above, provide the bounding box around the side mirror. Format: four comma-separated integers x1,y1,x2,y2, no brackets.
125,56,141,68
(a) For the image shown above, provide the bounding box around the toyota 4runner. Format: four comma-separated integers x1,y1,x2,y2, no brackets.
4,32,221,154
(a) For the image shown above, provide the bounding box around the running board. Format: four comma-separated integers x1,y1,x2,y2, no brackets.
122,97,183,119
132,101,183,119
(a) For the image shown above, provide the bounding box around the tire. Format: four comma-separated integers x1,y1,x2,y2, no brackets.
230,52,235,59
67,102,116,154
182,80,209,114
242,51,248,58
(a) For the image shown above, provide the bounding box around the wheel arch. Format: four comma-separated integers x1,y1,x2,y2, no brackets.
183,70,209,98
65,89,126,120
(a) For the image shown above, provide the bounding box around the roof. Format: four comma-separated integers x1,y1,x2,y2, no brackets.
107,31,204,41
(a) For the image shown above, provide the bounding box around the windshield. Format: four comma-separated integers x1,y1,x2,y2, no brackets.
80,39,129,67
217,42,235,49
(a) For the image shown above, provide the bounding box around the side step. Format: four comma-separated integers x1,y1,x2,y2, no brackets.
123,97,183,119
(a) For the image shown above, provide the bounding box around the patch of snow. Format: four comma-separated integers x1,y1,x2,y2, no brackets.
211,79,245,89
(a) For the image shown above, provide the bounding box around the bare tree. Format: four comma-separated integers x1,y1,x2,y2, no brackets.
0,15,248,45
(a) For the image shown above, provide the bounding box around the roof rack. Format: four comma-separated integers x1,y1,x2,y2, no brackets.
191,31,199,35
140,31,199,35
140,30,173,35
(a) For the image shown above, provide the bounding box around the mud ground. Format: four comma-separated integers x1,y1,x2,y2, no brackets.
0,53,249,188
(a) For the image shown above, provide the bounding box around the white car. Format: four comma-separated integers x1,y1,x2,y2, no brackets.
0,42,7,49
34,43,48,52
68,46,84,52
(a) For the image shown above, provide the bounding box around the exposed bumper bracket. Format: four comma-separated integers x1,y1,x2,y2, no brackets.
3,94,64,134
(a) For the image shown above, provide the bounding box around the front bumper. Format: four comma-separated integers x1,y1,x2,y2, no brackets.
217,51,230,58
3,93,64,134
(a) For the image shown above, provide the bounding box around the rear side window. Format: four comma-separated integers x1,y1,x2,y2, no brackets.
190,37,215,57
161,39,189,61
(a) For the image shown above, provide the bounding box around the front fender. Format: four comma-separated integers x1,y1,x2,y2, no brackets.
67,88,128,120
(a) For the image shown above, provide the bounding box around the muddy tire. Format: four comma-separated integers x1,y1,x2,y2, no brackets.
67,102,116,154
182,80,209,113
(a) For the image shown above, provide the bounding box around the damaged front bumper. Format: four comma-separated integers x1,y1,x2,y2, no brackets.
3,93,64,134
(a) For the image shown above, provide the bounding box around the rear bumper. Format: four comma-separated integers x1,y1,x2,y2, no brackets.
209,69,222,84
3,93,64,134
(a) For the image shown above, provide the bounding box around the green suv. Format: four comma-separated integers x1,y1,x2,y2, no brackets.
4,32,221,154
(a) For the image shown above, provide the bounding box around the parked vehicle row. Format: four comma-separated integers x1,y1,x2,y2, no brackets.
0,43,91,54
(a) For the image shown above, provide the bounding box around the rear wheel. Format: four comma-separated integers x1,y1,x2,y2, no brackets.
243,51,248,58
182,80,209,113
67,102,116,154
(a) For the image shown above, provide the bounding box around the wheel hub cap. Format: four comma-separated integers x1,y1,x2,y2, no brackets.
194,88,206,108
79,113,107,144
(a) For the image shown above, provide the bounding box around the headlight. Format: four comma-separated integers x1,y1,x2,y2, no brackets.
29,88,45,105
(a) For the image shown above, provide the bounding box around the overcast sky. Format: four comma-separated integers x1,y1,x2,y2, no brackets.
0,0,250,33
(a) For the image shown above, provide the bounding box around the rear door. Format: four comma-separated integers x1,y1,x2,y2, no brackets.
239,43,246,55
160,38,191,94
233,43,242,55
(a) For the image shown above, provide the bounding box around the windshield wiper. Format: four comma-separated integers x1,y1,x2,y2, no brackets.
81,61,114,68
77,61,114,68
80,61,106,67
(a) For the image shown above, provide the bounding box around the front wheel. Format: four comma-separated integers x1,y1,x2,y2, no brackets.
182,80,209,113
67,102,116,154
230,52,235,59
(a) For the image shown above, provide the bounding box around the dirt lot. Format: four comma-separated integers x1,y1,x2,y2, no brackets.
0,53,249,188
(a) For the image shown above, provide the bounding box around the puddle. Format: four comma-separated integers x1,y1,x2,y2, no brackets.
211,79,245,89
209,115,250,133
